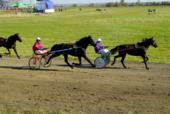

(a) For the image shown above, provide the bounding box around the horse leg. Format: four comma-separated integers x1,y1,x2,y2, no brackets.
145,56,149,62
78,56,82,65
72,56,82,66
64,54,73,69
13,48,20,59
82,55,95,67
5,48,10,55
46,54,54,64
111,54,122,65
121,54,127,68
46,53,60,64
142,55,149,70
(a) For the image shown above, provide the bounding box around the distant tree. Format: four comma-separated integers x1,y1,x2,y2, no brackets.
72,3,77,7
137,0,140,3
161,1,170,5
105,2,120,7
0,0,7,7
88,3,94,7
113,2,120,7
136,0,140,5
120,0,124,4
105,2,113,7
0,0,3,5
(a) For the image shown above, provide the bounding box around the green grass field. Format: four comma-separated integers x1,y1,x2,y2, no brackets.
0,6,170,63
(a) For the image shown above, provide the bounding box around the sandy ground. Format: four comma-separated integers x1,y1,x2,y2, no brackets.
0,57,169,114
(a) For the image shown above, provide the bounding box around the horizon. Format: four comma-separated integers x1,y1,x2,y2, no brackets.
22,0,168,5
55,0,167,4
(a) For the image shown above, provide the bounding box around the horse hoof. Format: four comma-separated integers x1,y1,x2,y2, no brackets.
5,53,9,55
72,63,81,66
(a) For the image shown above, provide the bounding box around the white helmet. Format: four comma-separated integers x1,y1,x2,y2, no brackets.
36,37,41,41
96,38,102,42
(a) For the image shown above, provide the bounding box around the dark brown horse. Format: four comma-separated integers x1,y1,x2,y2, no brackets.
0,33,22,59
46,35,95,69
110,37,158,70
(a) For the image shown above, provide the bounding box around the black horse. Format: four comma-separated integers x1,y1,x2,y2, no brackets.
110,37,158,70
0,33,22,59
46,35,95,68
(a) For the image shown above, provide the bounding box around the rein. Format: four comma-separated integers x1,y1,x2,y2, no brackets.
49,47,81,54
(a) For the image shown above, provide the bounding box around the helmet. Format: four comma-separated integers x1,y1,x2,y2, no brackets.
36,37,41,41
96,38,102,42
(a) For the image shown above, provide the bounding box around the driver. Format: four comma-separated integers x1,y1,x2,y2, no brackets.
94,38,109,57
32,37,48,55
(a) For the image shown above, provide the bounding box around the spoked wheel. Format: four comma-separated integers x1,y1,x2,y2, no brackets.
28,56,40,69
94,57,106,68
40,54,52,67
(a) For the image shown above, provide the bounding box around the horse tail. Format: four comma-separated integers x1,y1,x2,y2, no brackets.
110,46,119,55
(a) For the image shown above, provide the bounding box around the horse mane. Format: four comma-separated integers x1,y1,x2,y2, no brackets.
75,36,90,45
8,33,19,40
137,38,147,46
75,35,92,49
137,37,154,49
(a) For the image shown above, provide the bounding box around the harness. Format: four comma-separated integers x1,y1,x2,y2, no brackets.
49,47,82,55
119,44,146,52
2,39,8,47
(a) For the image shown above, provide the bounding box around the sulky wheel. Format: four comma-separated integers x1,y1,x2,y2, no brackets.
28,56,40,69
40,55,52,68
94,57,106,68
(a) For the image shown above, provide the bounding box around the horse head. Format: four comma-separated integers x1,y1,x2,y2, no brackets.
140,37,157,49
14,33,22,42
86,35,95,47
75,35,95,49
149,37,158,48
8,33,22,43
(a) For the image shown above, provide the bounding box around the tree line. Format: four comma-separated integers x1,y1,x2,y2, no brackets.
71,1,170,7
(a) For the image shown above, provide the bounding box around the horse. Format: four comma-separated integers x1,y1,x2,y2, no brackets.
0,33,22,59
110,37,158,70
46,35,95,69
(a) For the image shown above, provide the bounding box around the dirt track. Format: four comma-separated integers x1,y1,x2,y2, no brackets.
0,57,169,114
